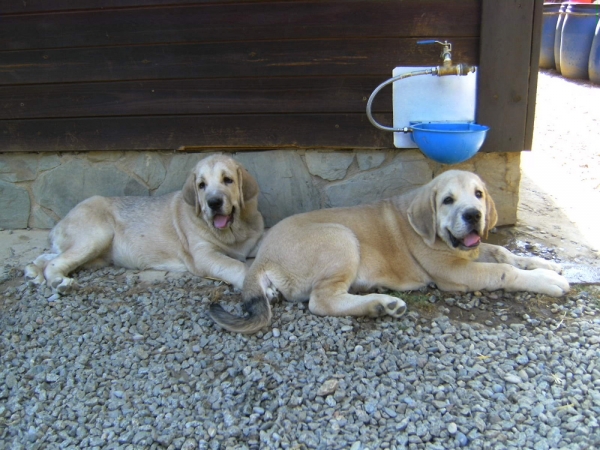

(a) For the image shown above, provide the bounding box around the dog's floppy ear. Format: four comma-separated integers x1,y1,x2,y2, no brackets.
408,185,437,247
237,166,259,208
483,186,498,239
182,173,200,215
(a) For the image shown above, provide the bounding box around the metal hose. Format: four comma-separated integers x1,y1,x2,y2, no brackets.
365,68,434,132
366,64,475,132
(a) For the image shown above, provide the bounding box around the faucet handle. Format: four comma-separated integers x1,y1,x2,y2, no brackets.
417,40,452,62
417,40,451,48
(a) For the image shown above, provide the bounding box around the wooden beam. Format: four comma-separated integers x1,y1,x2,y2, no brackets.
0,38,478,86
0,114,395,152
0,77,394,120
0,0,237,14
477,0,537,153
1,0,480,51
524,0,543,150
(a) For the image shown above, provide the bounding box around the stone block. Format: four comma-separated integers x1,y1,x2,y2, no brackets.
0,180,30,228
0,154,60,183
357,151,386,171
120,153,167,190
305,151,355,181
33,159,149,219
325,151,431,207
86,151,125,162
0,149,521,229
154,153,207,196
234,151,320,227
30,205,59,229
474,153,520,226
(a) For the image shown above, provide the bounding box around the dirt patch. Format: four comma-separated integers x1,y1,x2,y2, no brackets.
396,284,599,325
517,70,600,266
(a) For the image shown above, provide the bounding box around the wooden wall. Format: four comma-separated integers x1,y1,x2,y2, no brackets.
0,0,540,153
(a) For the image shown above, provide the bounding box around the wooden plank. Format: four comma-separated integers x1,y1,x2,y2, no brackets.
524,0,543,151
0,38,478,86
0,0,480,51
0,0,279,14
0,114,394,151
477,0,536,153
0,76,393,120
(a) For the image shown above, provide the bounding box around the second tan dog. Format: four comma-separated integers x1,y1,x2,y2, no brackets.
25,154,264,292
209,170,569,333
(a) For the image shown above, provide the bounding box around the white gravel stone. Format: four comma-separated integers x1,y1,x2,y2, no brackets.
447,422,458,435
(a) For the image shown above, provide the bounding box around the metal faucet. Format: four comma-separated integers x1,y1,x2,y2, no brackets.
417,40,476,76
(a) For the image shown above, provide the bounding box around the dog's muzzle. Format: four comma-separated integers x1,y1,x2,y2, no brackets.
448,208,483,249
207,196,234,229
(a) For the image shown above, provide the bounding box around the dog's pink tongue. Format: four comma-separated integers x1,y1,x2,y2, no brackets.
214,214,230,229
463,232,481,247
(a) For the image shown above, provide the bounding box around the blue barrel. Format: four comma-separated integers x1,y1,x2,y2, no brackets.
540,4,562,69
554,3,569,72
590,19,600,83
559,3,599,79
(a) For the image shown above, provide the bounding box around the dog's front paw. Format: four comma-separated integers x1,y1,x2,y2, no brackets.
515,255,564,274
386,298,407,318
531,269,570,297
370,294,407,318
533,258,563,274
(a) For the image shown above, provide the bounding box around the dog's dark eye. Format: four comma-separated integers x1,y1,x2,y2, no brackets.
198,181,206,190
442,196,454,205
223,177,234,185
475,190,483,199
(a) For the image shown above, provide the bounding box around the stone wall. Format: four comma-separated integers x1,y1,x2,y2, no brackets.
0,150,520,230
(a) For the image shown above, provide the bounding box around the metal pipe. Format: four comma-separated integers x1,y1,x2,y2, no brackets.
436,63,476,76
365,65,477,132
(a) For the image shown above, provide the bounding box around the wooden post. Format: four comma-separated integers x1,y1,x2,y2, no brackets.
477,0,542,152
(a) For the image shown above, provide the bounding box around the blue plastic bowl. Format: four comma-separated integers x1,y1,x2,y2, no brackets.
410,122,490,165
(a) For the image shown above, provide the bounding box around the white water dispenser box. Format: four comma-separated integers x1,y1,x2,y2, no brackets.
392,66,478,148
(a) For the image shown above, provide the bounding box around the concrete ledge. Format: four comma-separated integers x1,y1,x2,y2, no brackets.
0,150,520,229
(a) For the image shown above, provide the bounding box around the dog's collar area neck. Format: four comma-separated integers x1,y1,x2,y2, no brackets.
447,229,480,249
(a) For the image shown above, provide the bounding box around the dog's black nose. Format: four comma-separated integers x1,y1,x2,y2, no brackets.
207,197,223,211
462,208,482,225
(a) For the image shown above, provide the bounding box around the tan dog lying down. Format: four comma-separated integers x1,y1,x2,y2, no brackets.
25,154,264,292
210,170,569,334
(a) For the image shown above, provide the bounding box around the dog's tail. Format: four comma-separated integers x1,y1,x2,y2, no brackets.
208,269,273,334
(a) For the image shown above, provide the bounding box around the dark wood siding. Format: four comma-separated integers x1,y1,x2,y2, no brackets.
477,0,542,153
0,0,539,153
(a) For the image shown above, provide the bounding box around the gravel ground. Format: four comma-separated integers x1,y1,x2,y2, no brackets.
1,262,600,450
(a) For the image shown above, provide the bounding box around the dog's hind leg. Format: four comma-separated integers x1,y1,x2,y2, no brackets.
309,282,407,319
43,228,114,293
304,231,407,319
